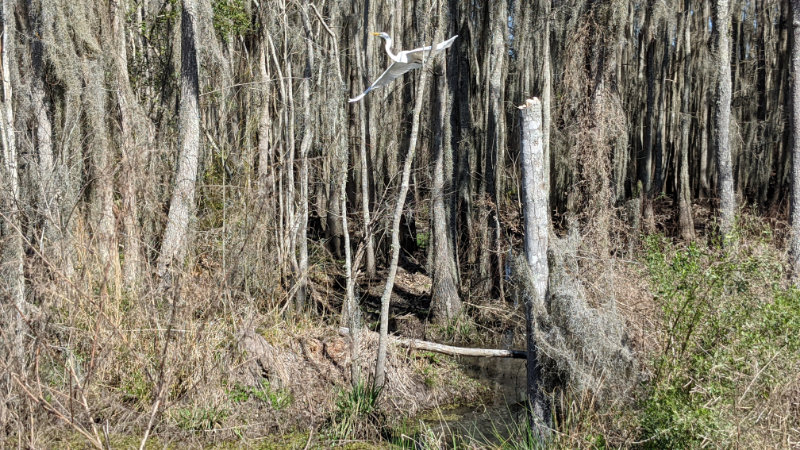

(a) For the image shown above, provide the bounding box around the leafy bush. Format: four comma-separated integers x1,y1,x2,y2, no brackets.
640,234,800,447
212,0,250,40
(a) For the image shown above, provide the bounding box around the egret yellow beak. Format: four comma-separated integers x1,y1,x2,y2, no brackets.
371,32,381,36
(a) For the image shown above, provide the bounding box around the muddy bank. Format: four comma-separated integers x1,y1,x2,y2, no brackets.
235,325,488,430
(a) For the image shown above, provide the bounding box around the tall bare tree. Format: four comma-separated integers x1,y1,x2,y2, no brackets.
28,0,60,263
356,48,377,279
640,7,657,232
157,0,201,279
713,0,736,237
790,0,800,280
112,0,146,287
430,57,461,323
84,57,118,275
678,0,695,241
295,1,316,311
478,0,509,296
1,0,24,364
375,21,433,389
541,0,552,198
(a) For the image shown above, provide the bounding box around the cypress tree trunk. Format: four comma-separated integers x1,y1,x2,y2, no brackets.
679,0,695,241
84,58,118,277
280,31,298,310
713,0,736,237
157,0,201,280
431,59,461,324
642,18,656,233
1,0,25,365
542,0,552,204
340,124,358,383
28,0,60,262
699,95,711,198
488,0,508,299
638,7,654,194
653,23,671,197
112,0,144,288
789,0,800,281
326,150,344,260
355,38,376,279
296,2,315,312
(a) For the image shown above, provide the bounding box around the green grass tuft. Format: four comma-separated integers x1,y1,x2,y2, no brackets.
172,405,229,431
228,379,293,410
328,381,382,441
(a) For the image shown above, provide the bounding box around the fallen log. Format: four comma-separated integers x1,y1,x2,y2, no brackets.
338,327,526,359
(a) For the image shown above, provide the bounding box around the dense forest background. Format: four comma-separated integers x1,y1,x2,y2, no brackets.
1,0,799,447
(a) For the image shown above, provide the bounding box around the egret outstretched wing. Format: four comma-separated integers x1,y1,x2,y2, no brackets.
349,33,458,103
399,35,458,63
349,61,422,103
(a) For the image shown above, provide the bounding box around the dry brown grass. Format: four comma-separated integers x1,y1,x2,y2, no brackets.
1,227,487,448
242,318,484,425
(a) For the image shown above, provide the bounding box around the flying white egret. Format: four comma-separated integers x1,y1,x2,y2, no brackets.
349,32,458,103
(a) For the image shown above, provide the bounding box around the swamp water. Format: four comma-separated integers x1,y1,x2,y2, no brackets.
411,356,529,445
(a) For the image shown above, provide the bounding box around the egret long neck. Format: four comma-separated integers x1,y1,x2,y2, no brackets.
383,37,397,61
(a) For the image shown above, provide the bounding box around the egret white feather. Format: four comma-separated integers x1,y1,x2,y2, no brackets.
349,33,457,103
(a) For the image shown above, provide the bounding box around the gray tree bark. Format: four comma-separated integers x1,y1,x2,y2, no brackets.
699,1,712,200
642,15,657,233
430,59,461,324
28,0,60,261
713,0,736,237
489,0,508,299
296,2,315,312
541,0,552,201
84,58,118,276
1,0,24,366
257,45,273,203
519,98,549,439
340,136,358,384
157,0,201,280
112,0,144,288
280,6,299,311
699,94,711,198
478,0,508,297
638,8,654,194
356,49,376,279
790,0,800,281
679,1,695,241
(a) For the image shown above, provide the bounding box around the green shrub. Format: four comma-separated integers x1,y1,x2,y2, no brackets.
639,234,800,447
212,0,250,41
416,232,430,250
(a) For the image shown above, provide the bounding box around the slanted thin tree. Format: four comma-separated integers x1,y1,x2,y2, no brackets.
374,28,434,390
